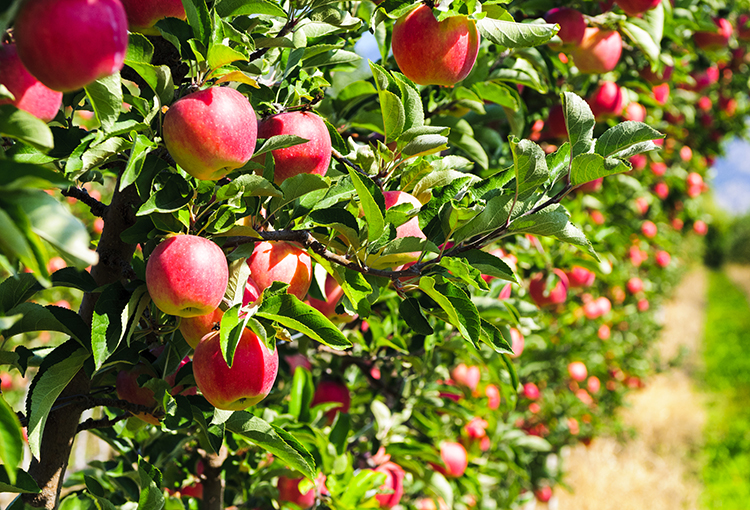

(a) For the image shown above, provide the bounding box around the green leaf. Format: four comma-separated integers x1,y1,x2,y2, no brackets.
182,0,211,47
455,250,516,282
256,294,352,350
477,18,558,48
570,153,630,186
207,43,247,70
0,162,71,191
510,137,549,196
438,256,489,291
380,90,406,143
84,73,123,133
562,92,595,159
3,302,89,344
121,134,158,192
479,320,513,354
509,204,597,258
51,267,98,293
419,276,480,346
622,20,660,64
0,396,23,484
393,72,423,132
219,303,244,368
348,167,385,244
26,340,90,459
254,134,309,157
136,174,193,215
594,121,664,159
0,105,54,151
91,282,137,370
452,194,513,242
0,468,40,494
288,366,313,421
225,412,316,479
138,457,165,510
398,298,433,335
0,273,42,314
215,0,287,17
126,33,155,63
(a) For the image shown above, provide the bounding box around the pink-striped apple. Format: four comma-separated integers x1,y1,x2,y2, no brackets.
311,380,351,422
119,0,186,35
529,269,569,308
248,241,312,300
568,361,588,382
0,44,62,122
544,8,586,46
374,462,405,508
571,28,622,74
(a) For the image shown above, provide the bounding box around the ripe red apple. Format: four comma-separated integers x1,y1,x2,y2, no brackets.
485,384,501,409
583,297,611,319
692,65,719,91
686,172,704,188
464,417,489,439
391,4,479,86
588,376,601,393
433,442,468,478
544,8,586,46
119,0,186,35
568,361,588,382
523,382,540,400
451,363,480,391
248,241,312,300
587,81,624,120
0,44,62,122
529,269,569,308
256,111,332,185
623,102,647,122
616,0,662,17
374,462,405,509
630,154,647,170
652,83,670,105
697,96,713,111
179,308,222,349
193,328,279,410
509,327,524,358
116,364,160,425
738,14,750,41
544,104,568,139
13,0,128,92
384,191,426,240
146,235,229,318
598,324,611,340
566,266,596,288
695,18,733,50
578,177,603,193
637,298,650,312
311,380,351,422
277,476,316,509
654,182,669,200
306,275,346,319
627,277,644,294
284,353,312,373
570,28,622,74
163,87,258,181
650,162,667,177
0,373,12,391
535,486,552,503
641,220,657,238
693,220,708,235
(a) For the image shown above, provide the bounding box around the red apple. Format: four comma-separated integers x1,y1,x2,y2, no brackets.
571,28,622,74
616,0,661,16
637,298,650,311
544,8,586,46
248,241,312,300
650,162,667,177
623,102,646,122
587,81,624,120
566,266,596,288
672,218,684,231
391,4,479,86
697,96,713,111
652,83,670,104
693,220,708,235
485,384,501,409
0,373,12,391
277,476,316,509
374,462,405,509
384,191,426,240
535,486,552,503
193,328,279,410
654,182,669,200
163,87,258,181
588,376,601,393
591,210,605,225
0,44,62,122
179,308,223,349
434,442,468,478
686,172,704,188
630,154,647,170
529,269,569,308
598,324,611,340
523,382,540,400
692,66,719,91
285,353,312,373
738,14,750,41
578,177,604,193
306,275,346,319
695,18,733,50
119,0,186,35
13,0,128,92
116,364,160,425
146,235,229,318
641,220,657,238
568,361,588,382
627,277,644,294
256,111,332,185
311,380,351,422
544,104,568,139
509,327,524,358
451,363,480,391
464,417,489,439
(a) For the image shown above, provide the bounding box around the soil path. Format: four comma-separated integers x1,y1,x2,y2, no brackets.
555,268,708,510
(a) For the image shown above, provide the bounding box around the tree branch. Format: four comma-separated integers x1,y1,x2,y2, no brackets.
200,445,229,510
331,148,372,179
76,414,129,432
61,186,107,217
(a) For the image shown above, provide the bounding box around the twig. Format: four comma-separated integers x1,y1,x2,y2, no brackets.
247,17,298,62
331,149,372,179
62,186,107,217
77,414,129,432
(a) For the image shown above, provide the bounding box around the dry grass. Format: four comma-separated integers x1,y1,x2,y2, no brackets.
553,268,708,510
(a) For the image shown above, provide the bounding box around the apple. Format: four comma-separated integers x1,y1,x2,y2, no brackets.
248,241,312,300
0,44,62,122
244,276,262,305
697,96,713,111
568,417,580,435
650,162,667,177
652,83,670,105
307,274,353,322
163,87,258,181
686,172,704,188
384,191,426,240
374,462,405,509
627,277,644,294
570,28,622,74
692,66,719,91
13,0,128,92
544,104,568,139
598,324,611,340
509,327,524,358
623,102,646,122
637,298,650,312
119,0,186,35
535,486,552,503
641,65,673,84
391,4,479,86
544,8,586,46
616,0,661,16
311,380,351,422
590,210,605,225
285,354,312,373
738,14,750,41
578,177,603,193
485,384,501,409
193,328,279,410
693,220,708,235
523,382,540,400
146,235,229,318
179,308,222,349
719,95,738,116
695,18,733,50
566,266,596,288
464,417,488,439
641,220,657,238
256,111,332,185
0,373,12,391
451,363,480,391
433,442,468,478
672,218,684,231
116,364,161,425
587,81,624,120
654,182,669,200
529,269,569,308
583,297,611,319
277,476,316,509
630,154,647,170
568,361,588,382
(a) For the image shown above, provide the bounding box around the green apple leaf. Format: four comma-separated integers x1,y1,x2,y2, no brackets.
92,283,147,370
399,298,434,335
419,276,481,347
138,457,165,510
3,303,89,345
452,194,513,243
0,105,54,152
510,137,549,196
288,366,314,422
438,256,490,291
348,168,385,244
0,468,41,494
125,33,154,63
479,320,514,354
256,294,352,349
84,73,123,133
215,0,287,18
509,204,597,258
0,396,23,484
254,134,309,157
477,18,558,48
570,153,630,186
225,412,316,479
562,92,595,160
0,162,71,191
182,0,212,47
219,303,246,368
594,121,664,159
0,273,42,314
455,250,516,283
121,133,158,192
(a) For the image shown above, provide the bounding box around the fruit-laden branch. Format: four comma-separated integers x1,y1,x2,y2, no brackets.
200,446,229,510
247,16,299,62
17,397,161,428
331,148,372,180
61,186,107,217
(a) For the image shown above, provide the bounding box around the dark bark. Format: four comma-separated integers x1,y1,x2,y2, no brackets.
23,184,141,509
200,446,229,510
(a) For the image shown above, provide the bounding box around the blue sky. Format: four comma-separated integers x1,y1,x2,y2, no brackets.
712,138,750,216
